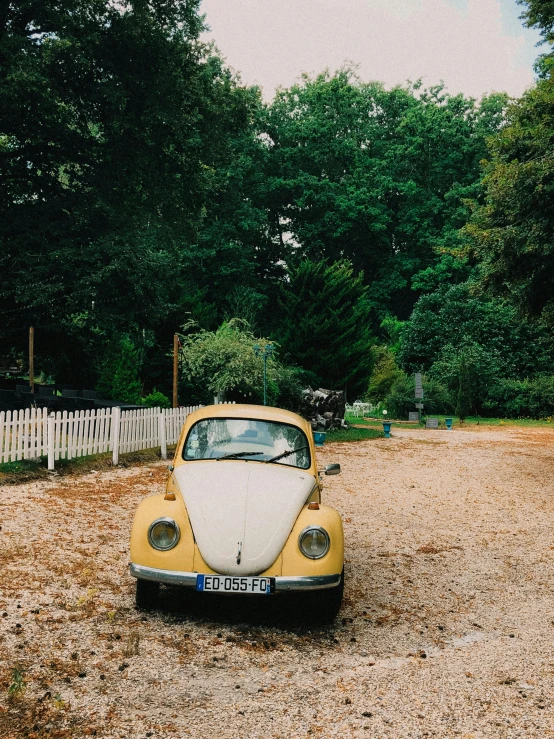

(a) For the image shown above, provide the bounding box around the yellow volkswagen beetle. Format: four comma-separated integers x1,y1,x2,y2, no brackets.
129,404,344,621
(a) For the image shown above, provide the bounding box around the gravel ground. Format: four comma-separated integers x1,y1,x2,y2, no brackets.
1,425,554,738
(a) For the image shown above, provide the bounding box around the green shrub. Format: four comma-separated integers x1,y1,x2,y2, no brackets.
384,373,453,419
484,376,554,418
179,319,306,410
365,346,404,403
430,341,502,417
141,389,171,408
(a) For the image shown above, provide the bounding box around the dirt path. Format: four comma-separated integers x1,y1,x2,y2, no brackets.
1,426,554,738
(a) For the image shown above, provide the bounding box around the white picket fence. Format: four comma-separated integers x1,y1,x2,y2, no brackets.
0,405,203,470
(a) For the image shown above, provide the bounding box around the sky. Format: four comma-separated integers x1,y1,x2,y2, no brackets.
200,0,543,100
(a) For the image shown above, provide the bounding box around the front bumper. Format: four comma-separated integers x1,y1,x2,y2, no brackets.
130,563,341,591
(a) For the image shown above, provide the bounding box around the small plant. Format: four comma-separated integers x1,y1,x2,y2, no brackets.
141,389,170,408
8,667,26,698
53,692,66,709
75,587,98,612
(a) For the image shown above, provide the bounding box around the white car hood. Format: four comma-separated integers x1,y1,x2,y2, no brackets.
174,461,315,575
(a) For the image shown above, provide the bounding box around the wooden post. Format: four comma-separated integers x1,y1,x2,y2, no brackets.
111,405,121,466
159,410,167,460
172,334,179,409
47,413,55,471
29,326,35,392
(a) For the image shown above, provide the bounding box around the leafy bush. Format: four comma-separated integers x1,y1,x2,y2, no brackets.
484,376,554,418
365,346,404,403
384,373,452,419
141,389,170,408
399,283,553,378
179,319,305,410
430,341,503,417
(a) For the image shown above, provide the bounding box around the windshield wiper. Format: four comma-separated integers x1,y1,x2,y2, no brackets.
266,445,308,464
216,451,264,461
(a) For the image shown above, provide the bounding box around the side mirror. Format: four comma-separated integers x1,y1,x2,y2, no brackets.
324,463,340,476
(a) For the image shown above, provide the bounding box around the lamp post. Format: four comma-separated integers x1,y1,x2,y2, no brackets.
253,343,274,406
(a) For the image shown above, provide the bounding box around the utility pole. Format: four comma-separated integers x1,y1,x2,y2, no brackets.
29,326,35,392
172,334,179,408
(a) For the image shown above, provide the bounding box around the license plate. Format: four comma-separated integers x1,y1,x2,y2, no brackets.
196,574,274,594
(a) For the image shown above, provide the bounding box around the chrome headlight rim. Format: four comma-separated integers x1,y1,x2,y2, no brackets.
298,525,330,560
148,517,181,551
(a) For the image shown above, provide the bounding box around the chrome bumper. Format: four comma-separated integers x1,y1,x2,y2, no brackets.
130,563,341,591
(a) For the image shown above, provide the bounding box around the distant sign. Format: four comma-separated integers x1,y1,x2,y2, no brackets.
425,418,439,429
408,412,419,422
415,403,424,410
415,373,423,399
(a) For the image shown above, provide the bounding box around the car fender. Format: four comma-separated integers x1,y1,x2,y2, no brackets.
130,488,195,572
281,504,343,577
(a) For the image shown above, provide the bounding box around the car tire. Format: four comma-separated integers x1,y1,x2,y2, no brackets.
135,579,160,609
307,568,344,624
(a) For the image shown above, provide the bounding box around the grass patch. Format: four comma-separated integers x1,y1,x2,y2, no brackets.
345,412,554,429
327,426,384,442
455,416,554,427
0,446,176,485
346,413,420,429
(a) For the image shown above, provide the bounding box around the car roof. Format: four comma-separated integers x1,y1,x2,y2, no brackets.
186,403,309,429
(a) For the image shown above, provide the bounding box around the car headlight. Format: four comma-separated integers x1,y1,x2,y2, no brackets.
298,526,330,559
148,517,180,551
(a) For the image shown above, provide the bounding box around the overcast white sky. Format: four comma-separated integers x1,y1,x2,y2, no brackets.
200,0,543,100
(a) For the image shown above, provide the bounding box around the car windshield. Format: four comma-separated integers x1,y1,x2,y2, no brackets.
183,418,311,469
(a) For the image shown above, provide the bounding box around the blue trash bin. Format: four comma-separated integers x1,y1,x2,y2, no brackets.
313,431,326,446
382,421,392,438
445,418,453,430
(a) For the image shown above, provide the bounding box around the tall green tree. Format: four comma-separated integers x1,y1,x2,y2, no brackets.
0,0,260,379
263,69,507,318
466,75,554,322
278,259,374,397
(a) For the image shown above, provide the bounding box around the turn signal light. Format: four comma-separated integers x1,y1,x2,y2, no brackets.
164,492,176,501
308,502,319,510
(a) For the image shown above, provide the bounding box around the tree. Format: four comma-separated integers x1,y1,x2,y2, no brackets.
431,341,501,416
278,259,374,397
178,319,305,407
97,336,142,403
518,0,554,44
398,283,553,378
263,69,507,319
466,74,554,322
0,0,262,382
455,354,473,421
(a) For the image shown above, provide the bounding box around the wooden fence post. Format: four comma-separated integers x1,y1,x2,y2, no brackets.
111,406,121,466
159,410,167,460
47,413,55,471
